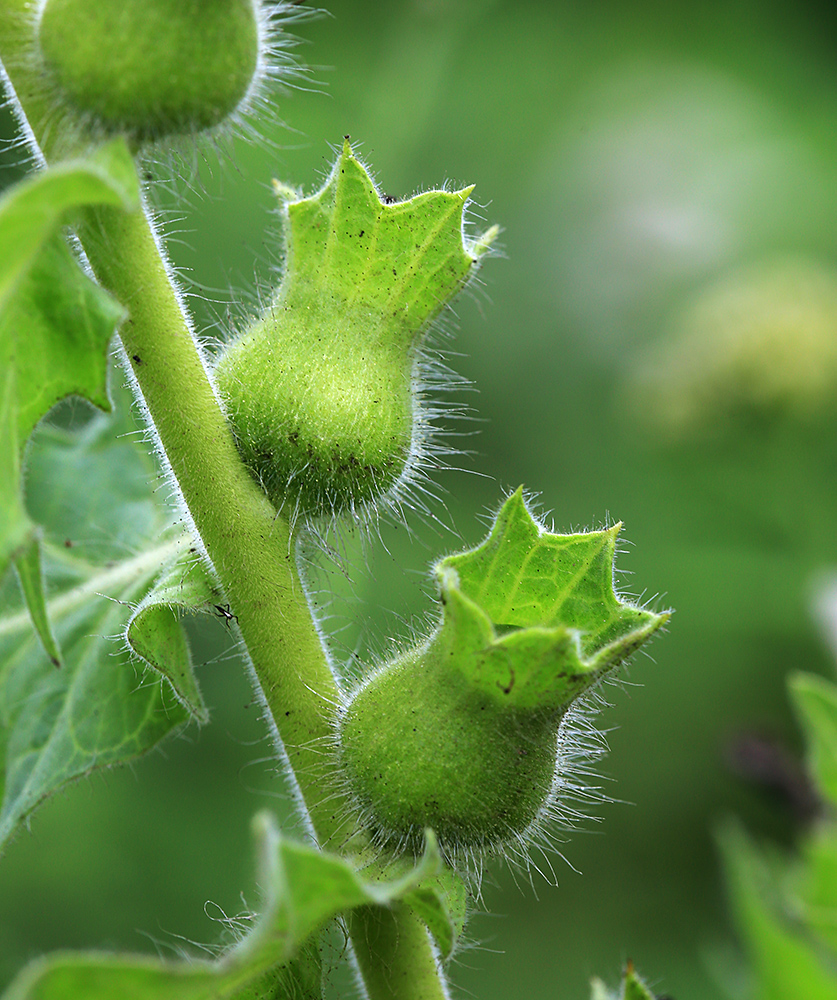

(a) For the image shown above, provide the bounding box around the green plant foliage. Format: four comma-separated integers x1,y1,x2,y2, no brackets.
214,138,497,518
0,138,137,314
0,138,138,652
339,489,669,851
719,821,837,1000
719,671,837,1000
0,372,30,587
789,672,837,807
125,547,226,723
0,6,681,996
0,387,196,853
2,814,442,1000
11,535,61,669
590,962,658,999
356,850,469,961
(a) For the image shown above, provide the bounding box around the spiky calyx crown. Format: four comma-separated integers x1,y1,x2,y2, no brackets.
339,490,670,854
214,139,497,520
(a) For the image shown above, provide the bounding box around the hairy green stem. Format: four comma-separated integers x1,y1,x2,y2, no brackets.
0,5,450,998
349,905,450,1000
78,200,345,839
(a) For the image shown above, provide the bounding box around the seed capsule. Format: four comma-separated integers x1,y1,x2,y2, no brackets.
214,140,496,519
38,0,260,143
338,490,670,853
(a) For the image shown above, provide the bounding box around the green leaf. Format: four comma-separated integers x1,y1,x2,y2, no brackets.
0,138,139,446
357,850,469,960
0,369,33,582
0,138,138,313
401,868,468,960
4,232,125,444
0,543,189,852
2,814,442,1000
13,534,61,668
798,823,837,954
589,965,658,1000
435,488,670,711
0,139,140,647
126,548,223,723
787,675,837,956
247,819,440,966
0,379,200,853
718,821,837,1000
789,672,837,808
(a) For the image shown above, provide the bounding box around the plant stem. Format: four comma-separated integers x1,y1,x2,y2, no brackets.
0,8,451,999
1,0,344,841
349,905,451,1000
79,200,346,840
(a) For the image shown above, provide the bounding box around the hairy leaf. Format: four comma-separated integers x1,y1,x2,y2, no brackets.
0,380,202,853
401,868,468,961
2,814,441,1000
0,138,138,454
0,139,140,651
0,138,137,314
126,547,223,722
357,851,469,960
12,534,61,668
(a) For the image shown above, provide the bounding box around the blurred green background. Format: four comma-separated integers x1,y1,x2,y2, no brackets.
5,1,837,997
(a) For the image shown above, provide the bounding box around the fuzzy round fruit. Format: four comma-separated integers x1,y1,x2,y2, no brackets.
338,649,561,851
38,0,260,141
213,140,495,521
213,302,414,517
337,489,671,855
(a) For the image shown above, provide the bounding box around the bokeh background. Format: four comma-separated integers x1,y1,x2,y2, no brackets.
5,1,837,997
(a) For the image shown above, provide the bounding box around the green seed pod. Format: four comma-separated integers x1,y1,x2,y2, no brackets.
213,140,497,520
215,139,496,515
338,490,669,854
37,0,260,142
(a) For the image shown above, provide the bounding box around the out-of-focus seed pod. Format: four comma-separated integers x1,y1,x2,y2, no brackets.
37,0,261,143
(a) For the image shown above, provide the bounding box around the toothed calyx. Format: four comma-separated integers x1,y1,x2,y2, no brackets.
37,0,260,143
213,139,496,519
339,489,669,853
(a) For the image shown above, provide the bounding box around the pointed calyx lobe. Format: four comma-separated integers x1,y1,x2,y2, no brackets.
339,490,669,852
214,139,496,518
